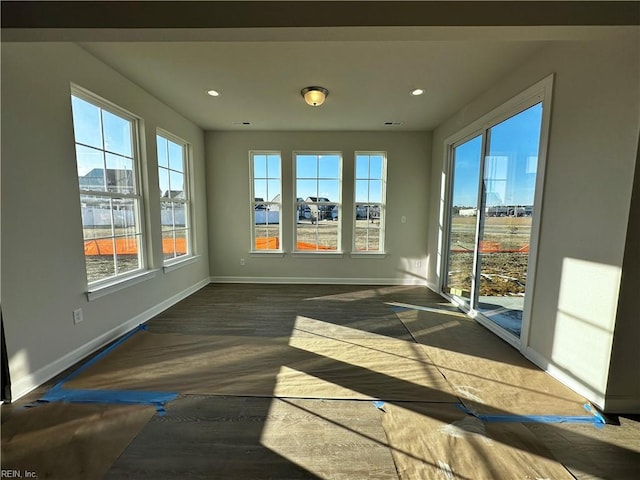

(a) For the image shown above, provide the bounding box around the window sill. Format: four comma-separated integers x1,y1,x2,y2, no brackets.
350,252,387,258
249,251,285,257
163,255,200,273
291,251,344,258
87,269,159,301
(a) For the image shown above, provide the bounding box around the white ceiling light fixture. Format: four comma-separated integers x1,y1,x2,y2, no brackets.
301,86,329,107
207,89,220,97
410,88,425,96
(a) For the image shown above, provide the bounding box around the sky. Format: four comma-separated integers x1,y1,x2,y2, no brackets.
253,153,385,204
72,95,134,177
452,102,543,207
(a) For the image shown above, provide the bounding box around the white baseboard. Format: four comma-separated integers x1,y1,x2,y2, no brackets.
209,276,427,286
524,346,606,411
10,278,210,402
426,280,439,293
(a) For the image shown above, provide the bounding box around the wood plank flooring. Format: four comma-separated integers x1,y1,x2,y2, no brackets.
2,284,639,479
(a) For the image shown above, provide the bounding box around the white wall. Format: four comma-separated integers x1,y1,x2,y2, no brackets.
606,139,640,413
1,43,210,399
427,35,640,412
206,131,431,284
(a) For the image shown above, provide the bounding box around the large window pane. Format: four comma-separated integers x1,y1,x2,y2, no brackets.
72,90,144,285
353,153,386,253
476,103,542,336
157,132,191,262
295,153,341,252
251,152,282,251
444,136,482,303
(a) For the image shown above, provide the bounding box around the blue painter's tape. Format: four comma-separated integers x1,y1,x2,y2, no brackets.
583,403,607,428
456,403,606,427
40,387,178,414
53,324,147,389
373,400,386,411
36,324,177,414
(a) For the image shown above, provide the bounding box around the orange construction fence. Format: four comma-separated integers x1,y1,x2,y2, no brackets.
451,241,530,254
254,237,336,251
86,236,343,255
84,238,187,256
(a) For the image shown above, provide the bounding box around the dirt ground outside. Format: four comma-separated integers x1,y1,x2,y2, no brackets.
255,219,382,251
447,215,532,296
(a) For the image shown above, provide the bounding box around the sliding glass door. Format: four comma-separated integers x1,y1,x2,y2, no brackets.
443,90,548,342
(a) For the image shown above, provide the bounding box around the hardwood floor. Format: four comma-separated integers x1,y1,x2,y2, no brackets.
2,284,639,479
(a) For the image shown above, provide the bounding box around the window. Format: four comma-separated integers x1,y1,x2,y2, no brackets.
157,132,191,263
442,74,553,345
71,88,144,285
354,152,387,252
250,152,282,251
295,153,341,252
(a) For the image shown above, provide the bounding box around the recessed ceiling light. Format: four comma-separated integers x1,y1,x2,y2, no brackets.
410,88,425,96
207,90,220,97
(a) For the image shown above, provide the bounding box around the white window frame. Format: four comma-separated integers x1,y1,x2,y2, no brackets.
440,74,554,350
293,151,343,254
71,85,150,295
353,151,387,254
157,129,193,267
249,151,283,253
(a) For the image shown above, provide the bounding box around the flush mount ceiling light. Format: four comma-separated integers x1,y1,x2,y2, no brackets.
207,89,220,97
410,88,425,96
301,86,329,106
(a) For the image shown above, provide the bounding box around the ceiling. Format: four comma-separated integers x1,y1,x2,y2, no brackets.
80,39,545,132
4,1,635,132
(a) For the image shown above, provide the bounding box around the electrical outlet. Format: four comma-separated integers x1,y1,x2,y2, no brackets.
240,258,246,266
401,215,407,224
415,260,422,268
73,308,84,324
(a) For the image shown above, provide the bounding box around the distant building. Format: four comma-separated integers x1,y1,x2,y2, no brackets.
79,168,134,192
459,208,477,217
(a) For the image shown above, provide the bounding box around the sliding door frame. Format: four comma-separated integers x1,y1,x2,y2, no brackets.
440,74,554,352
